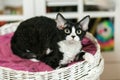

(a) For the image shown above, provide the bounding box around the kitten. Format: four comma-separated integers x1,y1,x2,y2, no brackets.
11,13,93,69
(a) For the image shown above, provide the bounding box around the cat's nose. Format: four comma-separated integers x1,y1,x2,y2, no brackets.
71,35,75,38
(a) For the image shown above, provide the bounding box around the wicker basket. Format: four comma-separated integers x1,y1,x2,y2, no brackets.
0,22,104,80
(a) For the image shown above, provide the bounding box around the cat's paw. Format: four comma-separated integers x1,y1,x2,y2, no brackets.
59,58,74,65
83,52,95,64
59,60,68,65
56,64,68,69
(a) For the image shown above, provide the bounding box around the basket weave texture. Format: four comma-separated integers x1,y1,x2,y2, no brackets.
0,22,104,80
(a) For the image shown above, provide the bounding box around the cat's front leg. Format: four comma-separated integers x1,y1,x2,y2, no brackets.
74,51,85,61
83,52,95,64
56,64,68,69
75,51,95,64
59,55,75,68
59,59,68,66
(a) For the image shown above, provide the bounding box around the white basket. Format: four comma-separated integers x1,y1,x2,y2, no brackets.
0,22,104,80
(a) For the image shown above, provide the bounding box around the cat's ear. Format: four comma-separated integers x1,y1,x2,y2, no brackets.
78,15,90,31
55,13,66,30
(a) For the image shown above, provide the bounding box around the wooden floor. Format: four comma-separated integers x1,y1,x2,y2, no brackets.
100,54,120,80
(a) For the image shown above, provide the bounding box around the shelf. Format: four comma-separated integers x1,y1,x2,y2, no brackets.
46,0,78,6
45,12,79,19
0,15,23,21
45,12,116,20
83,11,116,18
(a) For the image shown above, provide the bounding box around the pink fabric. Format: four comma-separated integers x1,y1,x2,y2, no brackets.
82,37,97,55
0,33,53,72
0,33,96,72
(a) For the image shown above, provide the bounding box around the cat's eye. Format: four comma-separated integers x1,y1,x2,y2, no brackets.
64,29,70,34
76,30,81,35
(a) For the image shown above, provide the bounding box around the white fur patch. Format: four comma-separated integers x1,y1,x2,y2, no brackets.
83,52,95,64
58,40,82,65
26,49,31,52
30,58,39,62
46,48,52,55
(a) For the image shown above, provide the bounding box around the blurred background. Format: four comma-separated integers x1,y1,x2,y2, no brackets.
0,0,120,80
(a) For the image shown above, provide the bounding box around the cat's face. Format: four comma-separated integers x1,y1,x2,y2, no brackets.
56,13,90,42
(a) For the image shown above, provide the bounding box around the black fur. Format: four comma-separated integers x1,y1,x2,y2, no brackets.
11,16,64,68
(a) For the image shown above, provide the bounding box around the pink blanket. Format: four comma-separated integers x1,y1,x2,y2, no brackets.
0,33,96,72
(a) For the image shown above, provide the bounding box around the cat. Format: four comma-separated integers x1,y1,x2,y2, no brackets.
11,13,94,69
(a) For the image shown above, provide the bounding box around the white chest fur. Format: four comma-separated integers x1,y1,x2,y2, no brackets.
58,40,82,65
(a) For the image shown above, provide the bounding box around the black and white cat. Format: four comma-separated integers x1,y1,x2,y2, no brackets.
11,13,94,69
